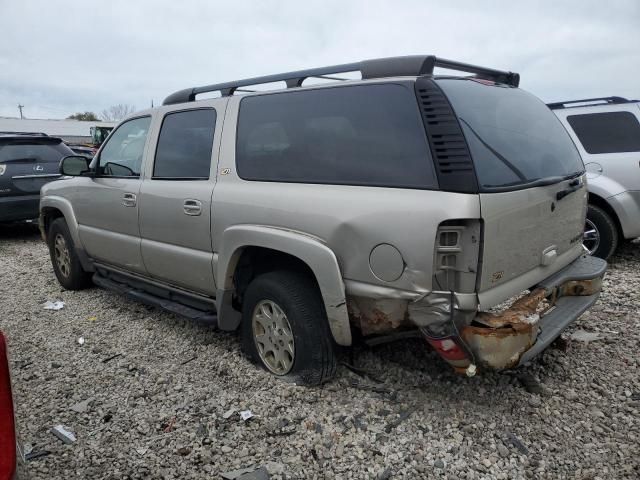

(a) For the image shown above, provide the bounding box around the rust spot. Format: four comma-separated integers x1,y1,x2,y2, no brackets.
462,288,546,369
560,278,602,297
475,288,546,329
347,296,408,335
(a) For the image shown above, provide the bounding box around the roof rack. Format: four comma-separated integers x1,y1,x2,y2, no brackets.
163,55,520,105
547,96,636,110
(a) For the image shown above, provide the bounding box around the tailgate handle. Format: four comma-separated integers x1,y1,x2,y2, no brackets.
183,199,202,216
556,179,583,201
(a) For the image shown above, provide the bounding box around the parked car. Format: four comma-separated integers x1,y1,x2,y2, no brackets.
0,133,74,223
40,55,606,384
65,143,95,158
549,97,640,259
0,331,17,480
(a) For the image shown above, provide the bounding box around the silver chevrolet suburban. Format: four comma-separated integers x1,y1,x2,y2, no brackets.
40,56,606,385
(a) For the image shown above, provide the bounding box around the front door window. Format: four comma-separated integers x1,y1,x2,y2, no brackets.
98,117,151,177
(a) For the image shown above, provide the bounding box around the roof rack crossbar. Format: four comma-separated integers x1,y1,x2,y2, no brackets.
163,55,520,105
547,96,633,110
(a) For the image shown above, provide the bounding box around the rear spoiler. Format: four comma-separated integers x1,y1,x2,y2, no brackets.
0,135,63,144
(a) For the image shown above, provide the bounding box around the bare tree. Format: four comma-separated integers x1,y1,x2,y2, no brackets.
101,104,136,122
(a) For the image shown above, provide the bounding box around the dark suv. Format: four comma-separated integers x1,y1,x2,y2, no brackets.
0,133,75,223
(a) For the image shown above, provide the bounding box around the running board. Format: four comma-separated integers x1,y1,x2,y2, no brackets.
92,273,218,326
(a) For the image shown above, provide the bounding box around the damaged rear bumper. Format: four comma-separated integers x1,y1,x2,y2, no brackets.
463,254,607,370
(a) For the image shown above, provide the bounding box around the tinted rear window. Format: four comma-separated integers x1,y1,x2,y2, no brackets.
236,84,437,189
0,141,70,163
566,111,640,154
437,79,584,190
153,109,217,179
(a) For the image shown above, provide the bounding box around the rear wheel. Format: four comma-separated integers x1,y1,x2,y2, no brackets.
47,218,92,290
584,204,618,260
241,270,336,385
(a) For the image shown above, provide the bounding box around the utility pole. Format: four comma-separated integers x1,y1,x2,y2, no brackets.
17,104,24,119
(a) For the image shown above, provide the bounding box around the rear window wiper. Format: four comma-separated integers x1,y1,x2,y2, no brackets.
458,118,527,182
562,170,585,180
484,176,565,190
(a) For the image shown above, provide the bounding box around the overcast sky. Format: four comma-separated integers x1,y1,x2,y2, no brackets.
1,0,638,120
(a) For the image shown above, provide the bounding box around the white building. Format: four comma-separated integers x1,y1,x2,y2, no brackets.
0,117,117,143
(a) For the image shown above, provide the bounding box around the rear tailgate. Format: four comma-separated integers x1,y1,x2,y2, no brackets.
478,177,586,308
0,138,65,197
434,79,588,308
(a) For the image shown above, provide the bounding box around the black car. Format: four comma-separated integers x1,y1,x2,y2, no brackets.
0,133,75,223
66,143,96,158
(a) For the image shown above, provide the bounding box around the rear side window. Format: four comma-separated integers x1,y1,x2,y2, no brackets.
153,109,217,179
0,141,70,163
566,112,640,154
236,84,437,189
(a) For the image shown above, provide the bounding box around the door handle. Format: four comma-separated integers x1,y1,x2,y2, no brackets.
183,199,202,216
122,192,137,207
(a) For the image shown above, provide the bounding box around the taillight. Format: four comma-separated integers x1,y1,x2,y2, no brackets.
0,332,16,480
433,219,481,293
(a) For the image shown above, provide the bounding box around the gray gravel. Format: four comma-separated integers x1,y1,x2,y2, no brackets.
1,224,639,479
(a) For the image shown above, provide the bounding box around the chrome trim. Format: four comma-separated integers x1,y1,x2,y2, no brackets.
11,174,61,179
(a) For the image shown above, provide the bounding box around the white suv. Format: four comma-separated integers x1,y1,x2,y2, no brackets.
550,97,640,259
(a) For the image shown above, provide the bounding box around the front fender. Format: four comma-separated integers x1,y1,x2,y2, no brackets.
217,225,352,346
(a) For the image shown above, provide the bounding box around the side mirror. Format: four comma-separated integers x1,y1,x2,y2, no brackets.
60,155,91,176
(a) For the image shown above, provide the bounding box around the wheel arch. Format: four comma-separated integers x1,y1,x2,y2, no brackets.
40,196,82,245
588,192,623,237
216,225,352,346
40,196,94,272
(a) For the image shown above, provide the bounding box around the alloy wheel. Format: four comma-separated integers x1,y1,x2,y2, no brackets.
583,219,600,255
54,233,71,278
251,300,295,375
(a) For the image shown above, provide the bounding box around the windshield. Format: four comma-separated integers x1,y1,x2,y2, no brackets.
436,79,584,190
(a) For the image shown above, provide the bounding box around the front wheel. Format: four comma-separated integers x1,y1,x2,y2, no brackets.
241,270,336,385
47,218,92,290
584,204,618,260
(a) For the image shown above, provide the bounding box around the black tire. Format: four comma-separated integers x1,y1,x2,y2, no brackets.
585,204,618,260
47,218,92,290
241,270,336,385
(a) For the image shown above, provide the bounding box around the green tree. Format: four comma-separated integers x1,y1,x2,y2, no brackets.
67,112,100,121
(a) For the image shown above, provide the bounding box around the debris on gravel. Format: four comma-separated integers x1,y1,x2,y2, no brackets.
1,225,639,479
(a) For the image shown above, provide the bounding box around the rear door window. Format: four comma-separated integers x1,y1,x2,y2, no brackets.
566,112,640,154
236,84,437,189
153,109,217,179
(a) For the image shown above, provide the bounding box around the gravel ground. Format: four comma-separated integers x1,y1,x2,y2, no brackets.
1,224,638,480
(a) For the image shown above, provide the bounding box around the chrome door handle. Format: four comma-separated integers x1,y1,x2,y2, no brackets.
183,199,202,216
122,193,137,207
